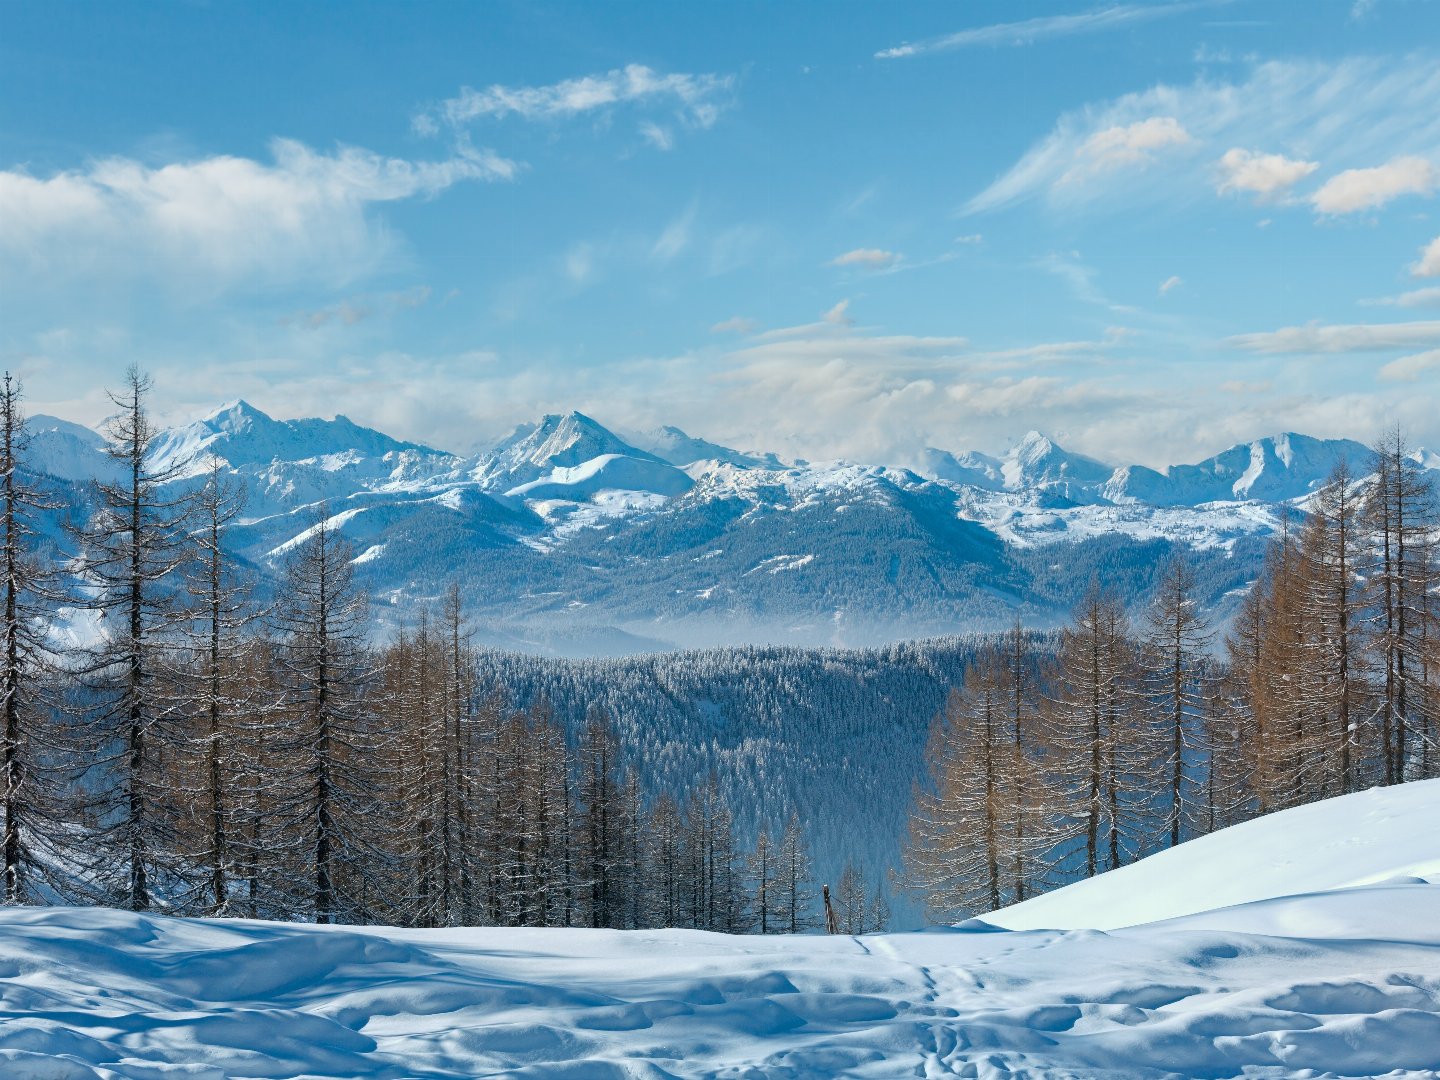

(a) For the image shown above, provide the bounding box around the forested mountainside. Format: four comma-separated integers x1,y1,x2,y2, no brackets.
468,638,988,921
29,392,1428,653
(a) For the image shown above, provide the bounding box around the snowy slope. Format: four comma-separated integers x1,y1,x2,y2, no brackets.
2,862,1438,1074
990,779,1440,932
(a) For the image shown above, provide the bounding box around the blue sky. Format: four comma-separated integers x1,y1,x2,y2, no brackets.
3,0,1439,467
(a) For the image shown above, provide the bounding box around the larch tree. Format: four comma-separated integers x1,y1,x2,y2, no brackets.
1140,556,1214,847
1046,586,1150,879
175,460,253,914
773,810,814,933
1296,461,1370,796
70,366,197,911
0,373,61,904
266,512,377,923
903,658,1015,920
1365,429,1438,782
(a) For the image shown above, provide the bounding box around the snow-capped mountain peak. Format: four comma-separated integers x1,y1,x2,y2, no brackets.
1000,431,1113,498
473,411,666,491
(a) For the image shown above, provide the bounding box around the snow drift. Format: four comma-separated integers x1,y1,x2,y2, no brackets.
990,778,1440,932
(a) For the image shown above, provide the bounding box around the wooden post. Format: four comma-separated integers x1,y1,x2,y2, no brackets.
823,883,840,934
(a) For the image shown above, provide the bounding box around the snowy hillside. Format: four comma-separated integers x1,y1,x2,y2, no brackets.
991,779,1440,932
28,403,1432,651
3,783,1438,1078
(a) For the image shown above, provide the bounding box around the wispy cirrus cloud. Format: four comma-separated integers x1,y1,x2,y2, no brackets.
414,64,735,137
1228,320,1440,354
1360,286,1440,309
280,285,432,330
830,248,900,270
1379,349,1440,381
0,138,515,291
876,2,1215,60
710,315,758,335
965,55,1440,215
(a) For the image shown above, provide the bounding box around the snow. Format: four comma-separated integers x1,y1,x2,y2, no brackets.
4,784,1440,1077
992,779,1440,932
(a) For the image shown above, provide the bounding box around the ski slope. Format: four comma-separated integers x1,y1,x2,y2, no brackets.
1,785,1438,1078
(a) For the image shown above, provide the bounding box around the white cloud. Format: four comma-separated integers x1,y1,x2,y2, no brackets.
419,64,733,133
639,122,674,151
1360,285,1440,308
280,285,431,330
1216,147,1318,198
564,243,595,283
0,138,515,290
652,205,697,261
1414,235,1440,278
710,315,758,334
876,2,1211,59
1378,348,1440,381
954,233,984,245
830,248,900,269
966,56,1440,214
823,300,853,326
1067,117,1190,179
1228,320,1440,353
1158,275,1183,295
1310,155,1439,214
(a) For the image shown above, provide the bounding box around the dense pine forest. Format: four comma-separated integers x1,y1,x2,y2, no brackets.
2,367,1437,932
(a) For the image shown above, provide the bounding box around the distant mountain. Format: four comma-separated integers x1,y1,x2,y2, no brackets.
637,425,778,470
26,404,1429,654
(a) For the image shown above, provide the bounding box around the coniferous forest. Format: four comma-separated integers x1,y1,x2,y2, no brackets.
2,367,1438,931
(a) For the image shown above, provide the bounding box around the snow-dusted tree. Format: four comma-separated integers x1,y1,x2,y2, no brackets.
172,461,254,914
0,373,62,904
773,810,814,933
440,583,476,923
578,707,623,928
1139,556,1214,846
265,512,379,923
681,773,744,931
644,790,684,929
69,366,197,911
1365,429,1438,782
867,878,892,933
835,860,870,934
747,825,780,933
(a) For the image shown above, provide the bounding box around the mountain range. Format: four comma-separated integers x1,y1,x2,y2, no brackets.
27,402,1430,654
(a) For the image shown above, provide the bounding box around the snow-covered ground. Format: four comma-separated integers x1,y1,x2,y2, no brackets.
4,784,1439,1078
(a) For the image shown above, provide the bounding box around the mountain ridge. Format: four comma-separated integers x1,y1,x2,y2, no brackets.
25,402,1429,654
